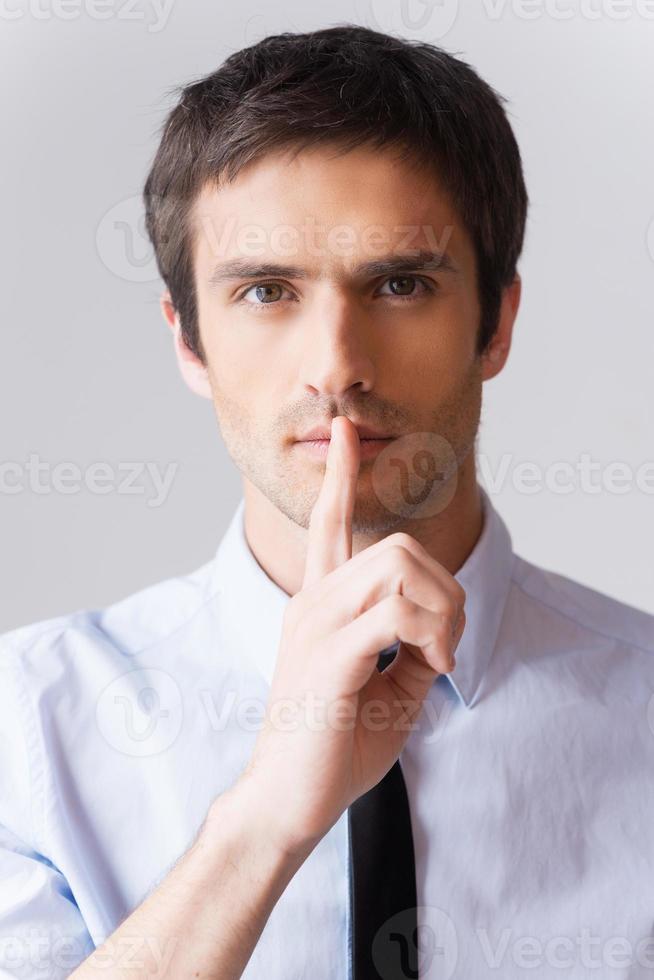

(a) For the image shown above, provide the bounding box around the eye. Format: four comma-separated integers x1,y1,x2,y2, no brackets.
235,274,436,310
376,275,435,301
236,282,295,308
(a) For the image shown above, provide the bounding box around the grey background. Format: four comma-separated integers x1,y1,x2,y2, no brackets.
2,0,653,633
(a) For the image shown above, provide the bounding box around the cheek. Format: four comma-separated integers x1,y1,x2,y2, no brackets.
435,290,479,355
393,310,478,411
396,302,475,377
204,332,285,428
197,295,286,393
198,318,250,394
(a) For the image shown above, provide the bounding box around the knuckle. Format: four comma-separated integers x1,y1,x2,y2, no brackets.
385,543,417,579
446,596,460,622
434,594,458,624
433,614,452,640
453,582,466,604
387,530,418,552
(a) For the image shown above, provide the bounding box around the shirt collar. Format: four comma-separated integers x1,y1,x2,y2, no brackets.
211,486,514,709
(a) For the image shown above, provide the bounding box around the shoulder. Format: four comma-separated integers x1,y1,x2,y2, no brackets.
510,553,654,655
0,555,219,673
0,558,222,847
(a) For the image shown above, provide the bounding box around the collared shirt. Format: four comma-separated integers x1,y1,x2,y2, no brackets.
1,487,654,979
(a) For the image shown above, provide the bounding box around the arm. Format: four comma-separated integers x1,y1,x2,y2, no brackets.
74,416,463,977
44,417,464,978
70,774,312,979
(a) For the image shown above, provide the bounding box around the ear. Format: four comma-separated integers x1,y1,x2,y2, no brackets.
160,291,212,400
480,274,522,381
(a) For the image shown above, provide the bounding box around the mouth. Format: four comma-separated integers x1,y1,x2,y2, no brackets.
294,436,395,460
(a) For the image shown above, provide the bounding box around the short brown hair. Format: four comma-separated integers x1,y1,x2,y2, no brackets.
143,25,528,362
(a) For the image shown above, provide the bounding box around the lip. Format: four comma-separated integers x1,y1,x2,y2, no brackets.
296,422,395,442
295,436,395,461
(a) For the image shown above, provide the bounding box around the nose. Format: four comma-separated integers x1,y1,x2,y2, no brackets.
299,292,375,398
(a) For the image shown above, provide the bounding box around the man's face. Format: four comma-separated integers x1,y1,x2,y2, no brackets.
189,144,485,533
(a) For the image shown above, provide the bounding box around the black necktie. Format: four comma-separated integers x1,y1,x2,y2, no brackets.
348,640,420,980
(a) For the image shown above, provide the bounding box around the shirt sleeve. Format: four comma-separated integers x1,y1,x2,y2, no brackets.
0,639,94,979
0,823,94,979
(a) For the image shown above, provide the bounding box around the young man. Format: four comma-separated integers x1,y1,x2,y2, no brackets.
2,24,653,980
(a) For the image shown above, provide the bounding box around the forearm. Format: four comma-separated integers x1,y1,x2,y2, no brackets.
70,777,312,979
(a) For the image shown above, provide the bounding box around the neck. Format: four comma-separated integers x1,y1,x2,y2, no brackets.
241,454,484,598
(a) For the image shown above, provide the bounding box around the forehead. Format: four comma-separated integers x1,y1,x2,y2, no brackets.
190,144,474,278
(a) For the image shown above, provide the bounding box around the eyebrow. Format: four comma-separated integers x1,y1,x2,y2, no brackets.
207,248,460,288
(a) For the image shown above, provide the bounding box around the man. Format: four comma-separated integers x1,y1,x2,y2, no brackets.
2,23,653,980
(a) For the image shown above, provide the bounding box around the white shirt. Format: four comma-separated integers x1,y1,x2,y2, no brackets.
1,487,653,979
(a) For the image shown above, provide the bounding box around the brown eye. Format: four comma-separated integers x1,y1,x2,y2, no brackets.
243,282,284,304
388,276,416,296
377,276,434,301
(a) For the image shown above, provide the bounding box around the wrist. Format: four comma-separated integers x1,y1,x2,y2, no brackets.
203,773,315,876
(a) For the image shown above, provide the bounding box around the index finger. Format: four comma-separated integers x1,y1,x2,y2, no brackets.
302,416,361,588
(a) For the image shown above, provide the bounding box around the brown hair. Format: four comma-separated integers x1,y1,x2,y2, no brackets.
143,24,528,363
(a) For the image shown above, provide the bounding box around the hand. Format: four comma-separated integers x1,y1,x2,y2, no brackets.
240,416,466,857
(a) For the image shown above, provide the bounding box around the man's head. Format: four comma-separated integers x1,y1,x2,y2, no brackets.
143,25,527,533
